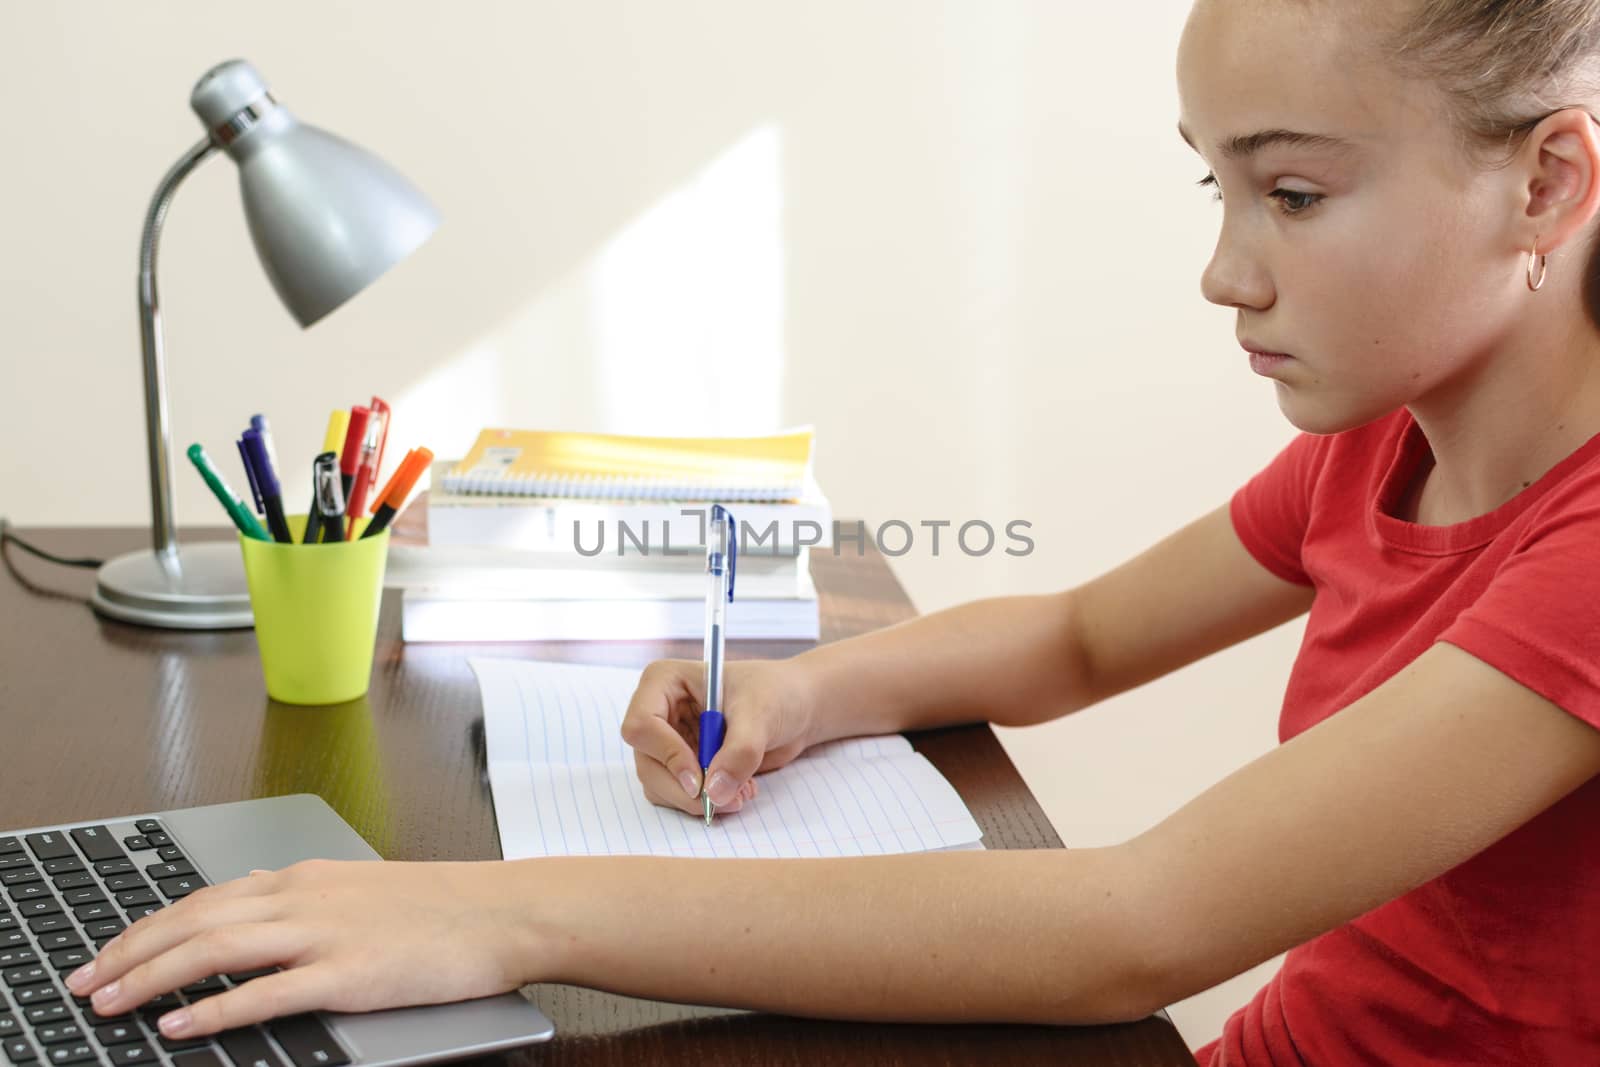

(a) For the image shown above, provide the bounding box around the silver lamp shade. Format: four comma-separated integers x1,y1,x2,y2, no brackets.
90,60,439,629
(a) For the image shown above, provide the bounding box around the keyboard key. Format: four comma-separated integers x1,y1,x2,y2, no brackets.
143,836,170,849
58,891,103,911
268,1016,349,1067
21,839,71,865
156,849,183,864
2,968,47,988
0,860,30,875
102,877,144,895
115,891,156,909
142,863,194,882
24,918,66,937
0,952,36,970
0,843,19,858
179,978,225,996
170,1050,223,1067
16,902,59,921
46,952,89,974
92,862,132,879
217,1028,283,1067
0,1018,17,1039
71,904,113,924
82,921,123,941
2,1036,35,1064
123,906,161,922
0,873,38,890
157,878,204,901
31,1025,80,1048
0,918,14,932
32,935,79,956
119,839,150,854
4,889,46,905
106,1044,155,1065
226,969,275,985
43,1042,94,1065
79,1005,130,1027
133,823,161,837
67,829,123,866
92,1024,141,1047
47,876,91,894
156,1034,208,1053
12,986,59,1008
22,1005,67,1026
0,934,25,952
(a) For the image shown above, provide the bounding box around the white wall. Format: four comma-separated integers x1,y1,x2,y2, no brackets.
0,1,1305,1047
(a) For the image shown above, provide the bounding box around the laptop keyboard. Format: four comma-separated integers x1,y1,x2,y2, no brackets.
0,820,349,1067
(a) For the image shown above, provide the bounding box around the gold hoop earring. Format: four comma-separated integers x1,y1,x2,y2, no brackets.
1528,236,1548,292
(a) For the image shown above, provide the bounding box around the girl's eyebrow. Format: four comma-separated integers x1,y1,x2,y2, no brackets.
1177,121,1358,160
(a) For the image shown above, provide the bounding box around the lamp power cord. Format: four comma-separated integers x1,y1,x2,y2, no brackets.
0,518,106,569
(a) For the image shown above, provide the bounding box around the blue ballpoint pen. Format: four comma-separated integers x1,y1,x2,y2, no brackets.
698,505,738,826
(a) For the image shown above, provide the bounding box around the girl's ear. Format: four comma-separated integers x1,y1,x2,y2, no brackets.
1520,108,1600,254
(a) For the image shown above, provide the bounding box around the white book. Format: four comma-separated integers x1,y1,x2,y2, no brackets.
427,463,834,554
385,543,811,599
401,569,820,642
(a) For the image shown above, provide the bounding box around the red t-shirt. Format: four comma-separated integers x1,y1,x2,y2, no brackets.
1192,408,1600,1065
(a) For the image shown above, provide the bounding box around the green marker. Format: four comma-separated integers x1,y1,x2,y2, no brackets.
186,443,271,541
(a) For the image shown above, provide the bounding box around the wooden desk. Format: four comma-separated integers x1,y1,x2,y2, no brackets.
0,527,1196,1067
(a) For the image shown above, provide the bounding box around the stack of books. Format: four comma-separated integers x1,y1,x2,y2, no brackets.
394,428,829,642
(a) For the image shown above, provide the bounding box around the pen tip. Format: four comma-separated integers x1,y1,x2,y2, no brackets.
702,791,714,827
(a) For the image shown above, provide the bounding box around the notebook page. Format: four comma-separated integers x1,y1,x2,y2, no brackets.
471,657,984,859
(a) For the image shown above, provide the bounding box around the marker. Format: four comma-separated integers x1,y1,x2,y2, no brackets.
345,400,388,536
249,414,280,479
312,451,347,543
307,410,352,534
240,430,291,544
339,405,372,503
186,444,270,541
361,446,432,539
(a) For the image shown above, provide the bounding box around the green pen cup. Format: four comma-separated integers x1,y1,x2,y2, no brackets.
238,515,388,705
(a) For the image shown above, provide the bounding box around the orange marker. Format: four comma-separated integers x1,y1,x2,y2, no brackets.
360,447,432,539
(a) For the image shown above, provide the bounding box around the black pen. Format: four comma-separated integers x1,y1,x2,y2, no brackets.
313,452,347,543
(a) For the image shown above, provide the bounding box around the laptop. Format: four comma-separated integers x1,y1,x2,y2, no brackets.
0,794,555,1067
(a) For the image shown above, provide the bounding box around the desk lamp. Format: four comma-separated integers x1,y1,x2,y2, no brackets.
91,59,439,629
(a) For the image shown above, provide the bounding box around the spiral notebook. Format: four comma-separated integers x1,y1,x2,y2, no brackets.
443,427,814,501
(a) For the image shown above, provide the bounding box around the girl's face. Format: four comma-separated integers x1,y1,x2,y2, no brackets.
1176,0,1529,434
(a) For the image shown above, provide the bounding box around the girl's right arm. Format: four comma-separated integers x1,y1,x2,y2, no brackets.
624,502,1314,810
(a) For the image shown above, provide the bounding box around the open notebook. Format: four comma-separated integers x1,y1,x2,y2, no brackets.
471,658,984,859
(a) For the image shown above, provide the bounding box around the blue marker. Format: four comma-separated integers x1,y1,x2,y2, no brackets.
240,429,292,544
698,504,737,826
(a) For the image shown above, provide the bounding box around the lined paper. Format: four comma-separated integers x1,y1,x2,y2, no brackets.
471,658,985,859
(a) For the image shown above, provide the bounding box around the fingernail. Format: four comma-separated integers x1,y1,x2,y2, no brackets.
677,769,700,798
92,980,120,1006
707,771,737,807
65,961,94,990
159,1010,192,1037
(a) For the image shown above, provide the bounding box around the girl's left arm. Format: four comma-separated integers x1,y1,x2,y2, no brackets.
72,642,1600,1035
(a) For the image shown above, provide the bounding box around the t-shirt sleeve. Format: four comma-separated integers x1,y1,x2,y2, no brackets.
1228,432,1327,587
1439,497,1600,731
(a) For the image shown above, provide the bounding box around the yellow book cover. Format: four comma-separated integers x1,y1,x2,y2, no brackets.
443,427,814,501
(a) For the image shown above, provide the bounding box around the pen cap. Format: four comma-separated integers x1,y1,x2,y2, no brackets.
240,430,280,496
374,447,434,511
340,406,371,475
709,504,737,601
314,453,346,517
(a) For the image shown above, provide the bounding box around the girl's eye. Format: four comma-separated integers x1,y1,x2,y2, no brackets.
1196,171,1324,216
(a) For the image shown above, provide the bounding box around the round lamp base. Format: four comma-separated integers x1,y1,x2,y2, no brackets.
91,542,254,630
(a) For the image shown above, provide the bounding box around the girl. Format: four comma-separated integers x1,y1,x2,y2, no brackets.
69,0,1600,1061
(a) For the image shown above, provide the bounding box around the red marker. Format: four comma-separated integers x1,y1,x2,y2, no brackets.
345,398,390,537
361,446,433,539
338,405,371,502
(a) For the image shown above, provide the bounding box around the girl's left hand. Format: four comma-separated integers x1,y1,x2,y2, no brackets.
65,859,539,1040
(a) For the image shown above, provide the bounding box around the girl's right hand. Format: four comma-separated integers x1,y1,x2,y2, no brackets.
620,657,820,815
